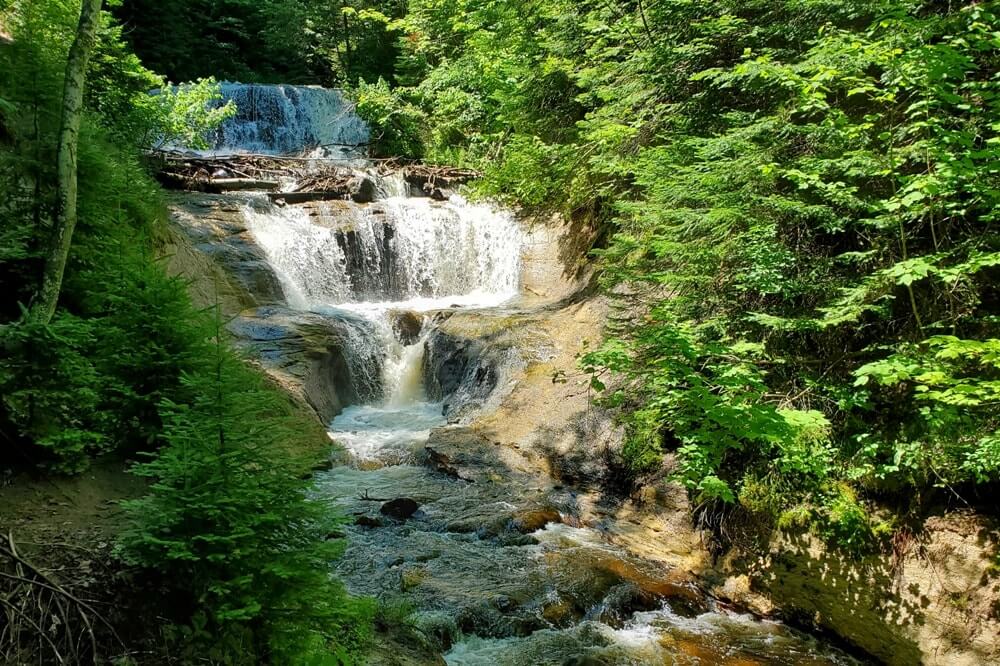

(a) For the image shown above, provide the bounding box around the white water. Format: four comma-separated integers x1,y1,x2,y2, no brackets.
243,195,523,309
328,402,446,464
203,83,369,156
240,180,523,463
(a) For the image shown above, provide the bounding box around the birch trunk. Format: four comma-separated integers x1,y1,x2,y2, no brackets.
29,0,103,325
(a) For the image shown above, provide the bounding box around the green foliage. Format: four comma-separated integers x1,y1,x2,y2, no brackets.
0,315,112,472
815,485,894,556
125,78,237,150
113,0,404,86
119,328,373,662
0,1,371,660
372,0,1000,536
355,77,426,157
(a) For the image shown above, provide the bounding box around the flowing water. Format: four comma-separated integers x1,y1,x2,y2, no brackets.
207,84,863,664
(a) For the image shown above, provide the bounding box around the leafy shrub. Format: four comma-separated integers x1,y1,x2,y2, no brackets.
0,316,112,472
355,77,426,157
368,0,1000,547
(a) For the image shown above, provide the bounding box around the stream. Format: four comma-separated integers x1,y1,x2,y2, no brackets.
185,84,863,665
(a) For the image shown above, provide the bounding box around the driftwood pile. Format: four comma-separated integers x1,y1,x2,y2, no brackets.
149,150,480,203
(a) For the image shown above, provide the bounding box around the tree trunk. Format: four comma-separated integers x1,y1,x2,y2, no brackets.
29,0,103,325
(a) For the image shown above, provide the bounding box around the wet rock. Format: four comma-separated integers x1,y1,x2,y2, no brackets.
422,182,447,201
512,507,563,533
422,313,538,421
355,514,384,528
380,497,420,520
495,534,540,547
226,307,379,423
391,311,424,345
597,583,661,627
400,566,427,592
348,175,376,203
456,604,510,639
492,595,518,612
423,446,468,481
563,656,610,666
412,611,459,651
542,598,579,627
166,193,286,312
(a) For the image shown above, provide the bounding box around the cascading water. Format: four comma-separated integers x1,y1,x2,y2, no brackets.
240,184,524,463
242,195,523,308
171,83,370,156
193,83,861,664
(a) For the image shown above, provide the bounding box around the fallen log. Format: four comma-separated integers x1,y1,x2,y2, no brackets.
267,191,349,204
156,172,279,193
210,177,280,191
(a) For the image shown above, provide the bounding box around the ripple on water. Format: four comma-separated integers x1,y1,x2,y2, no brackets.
312,460,864,666
327,401,446,464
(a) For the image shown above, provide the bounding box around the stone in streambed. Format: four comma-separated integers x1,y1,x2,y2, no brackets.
512,507,563,533
400,566,428,592
380,497,420,520
355,514,384,528
347,175,376,203
391,310,424,345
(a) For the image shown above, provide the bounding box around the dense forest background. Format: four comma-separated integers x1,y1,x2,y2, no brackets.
1,0,998,662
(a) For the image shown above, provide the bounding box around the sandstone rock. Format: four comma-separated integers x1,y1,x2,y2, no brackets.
541,598,578,626
512,507,562,533
348,175,376,203
391,310,424,345
226,306,381,423
718,514,1000,666
424,446,466,481
166,192,286,311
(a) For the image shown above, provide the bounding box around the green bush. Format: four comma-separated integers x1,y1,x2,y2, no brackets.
120,329,373,662
362,0,1000,546
355,77,426,157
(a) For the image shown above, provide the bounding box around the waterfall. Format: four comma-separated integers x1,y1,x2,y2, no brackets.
241,191,523,462
194,84,525,463
172,83,370,156
242,196,523,310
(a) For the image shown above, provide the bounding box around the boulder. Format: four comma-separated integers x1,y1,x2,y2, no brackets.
348,175,376,203
226,306,382,423
355,514,384,528
166,192,286,312
380,497,420,521
512,507,562,533
391,310,424,345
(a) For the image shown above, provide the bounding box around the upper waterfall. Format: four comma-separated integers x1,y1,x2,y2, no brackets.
197,83,370,156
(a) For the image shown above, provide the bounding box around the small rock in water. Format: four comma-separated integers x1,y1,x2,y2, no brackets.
512,507,562,533
391,310,424,345
348,175,376,203
354,514,384,528
400,566,427,591
380,497,420,520
563,656,610,666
